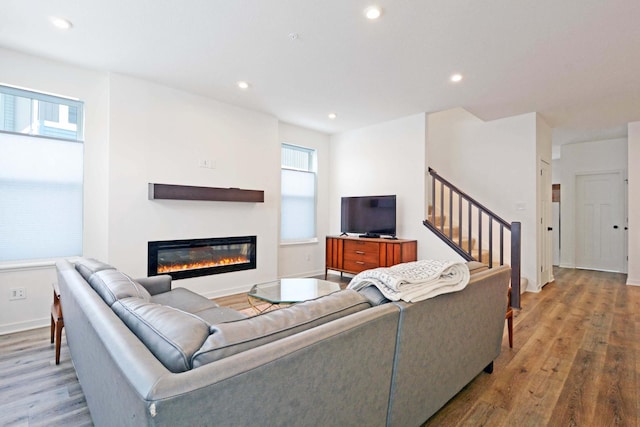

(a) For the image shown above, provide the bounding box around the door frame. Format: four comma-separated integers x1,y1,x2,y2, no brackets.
538,159,553,288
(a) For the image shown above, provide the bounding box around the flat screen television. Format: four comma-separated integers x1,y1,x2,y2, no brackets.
340,195,397,238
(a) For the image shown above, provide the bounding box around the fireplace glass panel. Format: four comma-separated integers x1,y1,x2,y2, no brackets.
148,236,256,280
157,243,251,274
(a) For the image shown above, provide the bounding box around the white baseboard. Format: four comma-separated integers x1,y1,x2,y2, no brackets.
282,269,327,279
200,283,256,300
0,317,49,335
626,278,640,286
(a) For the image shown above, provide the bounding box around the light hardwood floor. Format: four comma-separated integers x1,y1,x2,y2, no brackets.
424,267,639,426
0,327,92,426
1,268,637,426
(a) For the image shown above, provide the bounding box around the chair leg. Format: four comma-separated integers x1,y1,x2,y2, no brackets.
50,314,55,344
54,321,63,365
506,285,513,348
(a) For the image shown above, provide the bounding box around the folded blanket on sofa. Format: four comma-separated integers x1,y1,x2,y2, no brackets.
347,259,470,302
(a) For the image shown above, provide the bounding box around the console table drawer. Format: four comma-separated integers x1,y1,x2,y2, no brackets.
344,259,379,272
343,249,378,263
344,240,378,258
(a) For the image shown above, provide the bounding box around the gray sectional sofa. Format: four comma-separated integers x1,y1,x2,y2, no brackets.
56,258,511,427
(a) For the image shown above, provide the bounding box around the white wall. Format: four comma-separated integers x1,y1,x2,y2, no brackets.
558,138,628,270
0,49,299,333
0,47,110,334
626,122,640,285
329,114,459,262
278,122,331,278
426,108,543,291
107,73,280,298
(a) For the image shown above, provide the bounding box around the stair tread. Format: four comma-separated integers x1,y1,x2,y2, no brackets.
426,208,499,263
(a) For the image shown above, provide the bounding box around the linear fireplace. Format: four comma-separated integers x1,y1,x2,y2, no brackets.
148,236,256,280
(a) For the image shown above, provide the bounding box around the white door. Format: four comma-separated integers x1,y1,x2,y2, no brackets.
539,161,553,285
575,172,625,272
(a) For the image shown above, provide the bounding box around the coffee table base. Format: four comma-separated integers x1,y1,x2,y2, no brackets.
246,294,289,314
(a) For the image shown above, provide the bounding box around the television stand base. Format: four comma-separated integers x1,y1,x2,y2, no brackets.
358,233,380,239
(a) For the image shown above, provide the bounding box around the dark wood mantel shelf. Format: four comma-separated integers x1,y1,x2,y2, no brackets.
148,183,264,203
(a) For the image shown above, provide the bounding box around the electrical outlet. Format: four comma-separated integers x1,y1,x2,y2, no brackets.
9,287,26,300
198,159,216,169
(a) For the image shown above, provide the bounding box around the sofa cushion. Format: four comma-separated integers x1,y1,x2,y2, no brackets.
74,258,115,281
89,269,152,306
191,290,371,367
151,287,220,313
113,297,210,373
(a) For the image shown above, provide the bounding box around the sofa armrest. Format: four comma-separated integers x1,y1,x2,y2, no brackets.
136,275,172,295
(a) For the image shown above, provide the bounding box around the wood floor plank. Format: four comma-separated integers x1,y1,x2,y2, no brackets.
457,399,509,426
499,281,591,425
547,348,605,426
0,328,93,427
421,374,494,426
593,343,637,426
480,299,568,413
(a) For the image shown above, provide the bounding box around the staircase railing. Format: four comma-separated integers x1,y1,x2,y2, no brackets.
424,167,521,308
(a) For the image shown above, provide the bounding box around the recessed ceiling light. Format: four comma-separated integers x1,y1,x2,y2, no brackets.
49,16,73,30
328,113,337,120
450,73,463,83
364,6,382,20
237,81,250,90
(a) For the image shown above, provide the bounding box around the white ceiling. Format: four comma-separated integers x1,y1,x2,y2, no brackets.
1,0,639,144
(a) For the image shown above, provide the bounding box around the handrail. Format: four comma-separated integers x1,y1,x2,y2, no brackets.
425,167,521,308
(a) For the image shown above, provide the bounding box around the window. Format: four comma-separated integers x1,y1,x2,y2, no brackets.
281,144,316,242
0,84,84,262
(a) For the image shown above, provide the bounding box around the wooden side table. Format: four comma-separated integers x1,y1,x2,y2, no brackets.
50,283,64,364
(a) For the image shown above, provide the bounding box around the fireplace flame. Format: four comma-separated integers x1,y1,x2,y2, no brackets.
157,256,250,274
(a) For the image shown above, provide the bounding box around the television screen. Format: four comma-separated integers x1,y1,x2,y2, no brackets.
341,195,396,238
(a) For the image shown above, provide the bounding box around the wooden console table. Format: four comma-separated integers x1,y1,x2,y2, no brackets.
325,235,417,278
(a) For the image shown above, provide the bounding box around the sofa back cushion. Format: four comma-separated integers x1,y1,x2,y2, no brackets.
74,258,115,281
112,297,210,373
89,269,152,306
192,290,371,367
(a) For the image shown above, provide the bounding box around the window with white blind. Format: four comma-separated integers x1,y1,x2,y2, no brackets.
0,84,84,262
281,143,317,242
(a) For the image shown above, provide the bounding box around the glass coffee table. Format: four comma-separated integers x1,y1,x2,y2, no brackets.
247,278,341,313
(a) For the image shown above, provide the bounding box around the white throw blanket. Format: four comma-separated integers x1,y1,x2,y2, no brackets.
347,259,470,302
